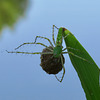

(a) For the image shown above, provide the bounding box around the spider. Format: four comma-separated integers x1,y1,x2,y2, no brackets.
6,25,89,82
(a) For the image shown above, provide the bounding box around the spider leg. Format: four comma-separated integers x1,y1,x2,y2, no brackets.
63,31,73,39
62,51,93,64
53,25,59,30
15,42,49,50
52,25,56,45
63,33,70,39
6,50,53,55
34,36,54,47
62,47,80,52
55,55,65,82
52,25,59,46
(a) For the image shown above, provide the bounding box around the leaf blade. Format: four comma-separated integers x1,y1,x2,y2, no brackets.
63,29,100,100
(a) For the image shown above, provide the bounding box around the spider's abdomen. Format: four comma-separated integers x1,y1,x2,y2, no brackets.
40,46,65,74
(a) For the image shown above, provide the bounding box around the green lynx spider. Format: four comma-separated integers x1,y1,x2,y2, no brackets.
6,25,89,82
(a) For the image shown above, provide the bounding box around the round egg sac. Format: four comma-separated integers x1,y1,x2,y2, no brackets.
40,46,65,74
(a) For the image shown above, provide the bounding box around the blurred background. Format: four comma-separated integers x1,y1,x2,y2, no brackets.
0,0,100,100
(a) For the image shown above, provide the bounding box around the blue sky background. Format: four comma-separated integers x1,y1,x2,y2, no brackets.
0,0,100,100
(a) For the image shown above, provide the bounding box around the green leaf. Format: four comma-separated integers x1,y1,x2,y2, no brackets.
63,29,100,100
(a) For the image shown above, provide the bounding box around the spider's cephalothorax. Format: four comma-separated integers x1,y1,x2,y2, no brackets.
40,46,65,74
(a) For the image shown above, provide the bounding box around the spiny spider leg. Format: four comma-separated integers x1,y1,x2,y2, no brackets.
15,42,49,50
60,55,65,82
55,55,65,82
62,52,93,64
53,25,59,30
62,47,81,52
6,50,53,55
34,36,54,47
63,33,70,39
63,31,73,39
52,25,56,45
52,25,59,46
